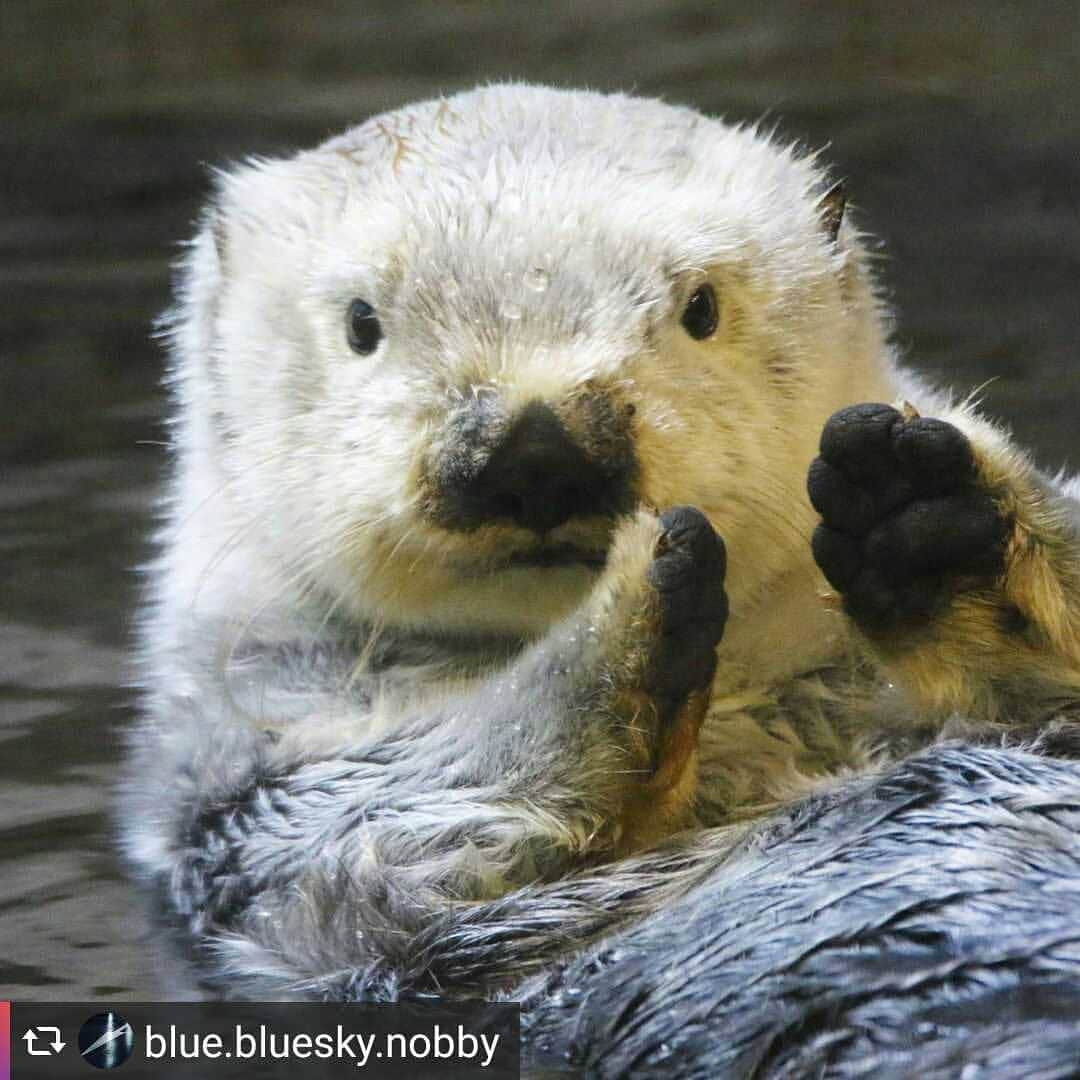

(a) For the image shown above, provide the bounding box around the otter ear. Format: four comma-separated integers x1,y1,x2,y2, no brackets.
818,180,846,244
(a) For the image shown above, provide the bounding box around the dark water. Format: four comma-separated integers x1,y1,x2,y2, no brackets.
2,1,1078,999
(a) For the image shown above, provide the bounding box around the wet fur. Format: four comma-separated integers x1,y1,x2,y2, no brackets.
123,84,1080,1073
519,744,1080,1079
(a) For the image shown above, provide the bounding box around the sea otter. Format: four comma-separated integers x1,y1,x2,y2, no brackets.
123,84,1080,1074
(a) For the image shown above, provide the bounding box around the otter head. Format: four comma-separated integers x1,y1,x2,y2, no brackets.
175,85,888,639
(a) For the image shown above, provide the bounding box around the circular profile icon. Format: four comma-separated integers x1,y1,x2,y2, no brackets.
78,1012,134,1069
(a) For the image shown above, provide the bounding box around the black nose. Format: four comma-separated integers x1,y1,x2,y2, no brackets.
444,401,623,534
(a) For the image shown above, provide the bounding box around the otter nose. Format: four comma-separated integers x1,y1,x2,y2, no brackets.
468,402,607,534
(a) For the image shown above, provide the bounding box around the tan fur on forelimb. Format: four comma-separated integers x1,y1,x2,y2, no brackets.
862,402,1080,717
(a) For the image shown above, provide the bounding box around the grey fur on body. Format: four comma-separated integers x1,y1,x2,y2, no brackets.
518,743,1080,1079
123,84,1080,1074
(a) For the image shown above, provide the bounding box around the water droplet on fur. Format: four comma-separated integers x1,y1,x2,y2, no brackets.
524,267,550,293
502,300,523,321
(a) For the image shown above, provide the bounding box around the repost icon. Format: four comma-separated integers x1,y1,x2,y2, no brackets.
78,1013,134,1069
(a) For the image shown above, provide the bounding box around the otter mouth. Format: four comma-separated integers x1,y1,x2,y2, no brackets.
505,544,608,570
438,533,613,579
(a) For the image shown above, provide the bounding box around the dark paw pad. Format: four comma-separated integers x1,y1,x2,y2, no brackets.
647,507,728,702
809,405,1009,630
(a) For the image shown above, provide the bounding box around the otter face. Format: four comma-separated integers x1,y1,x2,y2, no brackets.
187,86,887,637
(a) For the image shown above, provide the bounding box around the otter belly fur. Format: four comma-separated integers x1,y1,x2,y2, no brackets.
123,84,1080,1073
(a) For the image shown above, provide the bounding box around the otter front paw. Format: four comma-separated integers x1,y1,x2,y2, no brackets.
808,403,1009,632
647,507,728,707
610,506,726,849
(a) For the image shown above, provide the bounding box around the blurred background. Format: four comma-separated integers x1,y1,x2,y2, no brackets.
2,0,1078,999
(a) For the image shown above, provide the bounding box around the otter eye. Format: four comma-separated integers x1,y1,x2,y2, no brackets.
681,283,719,340
346,298,382,354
